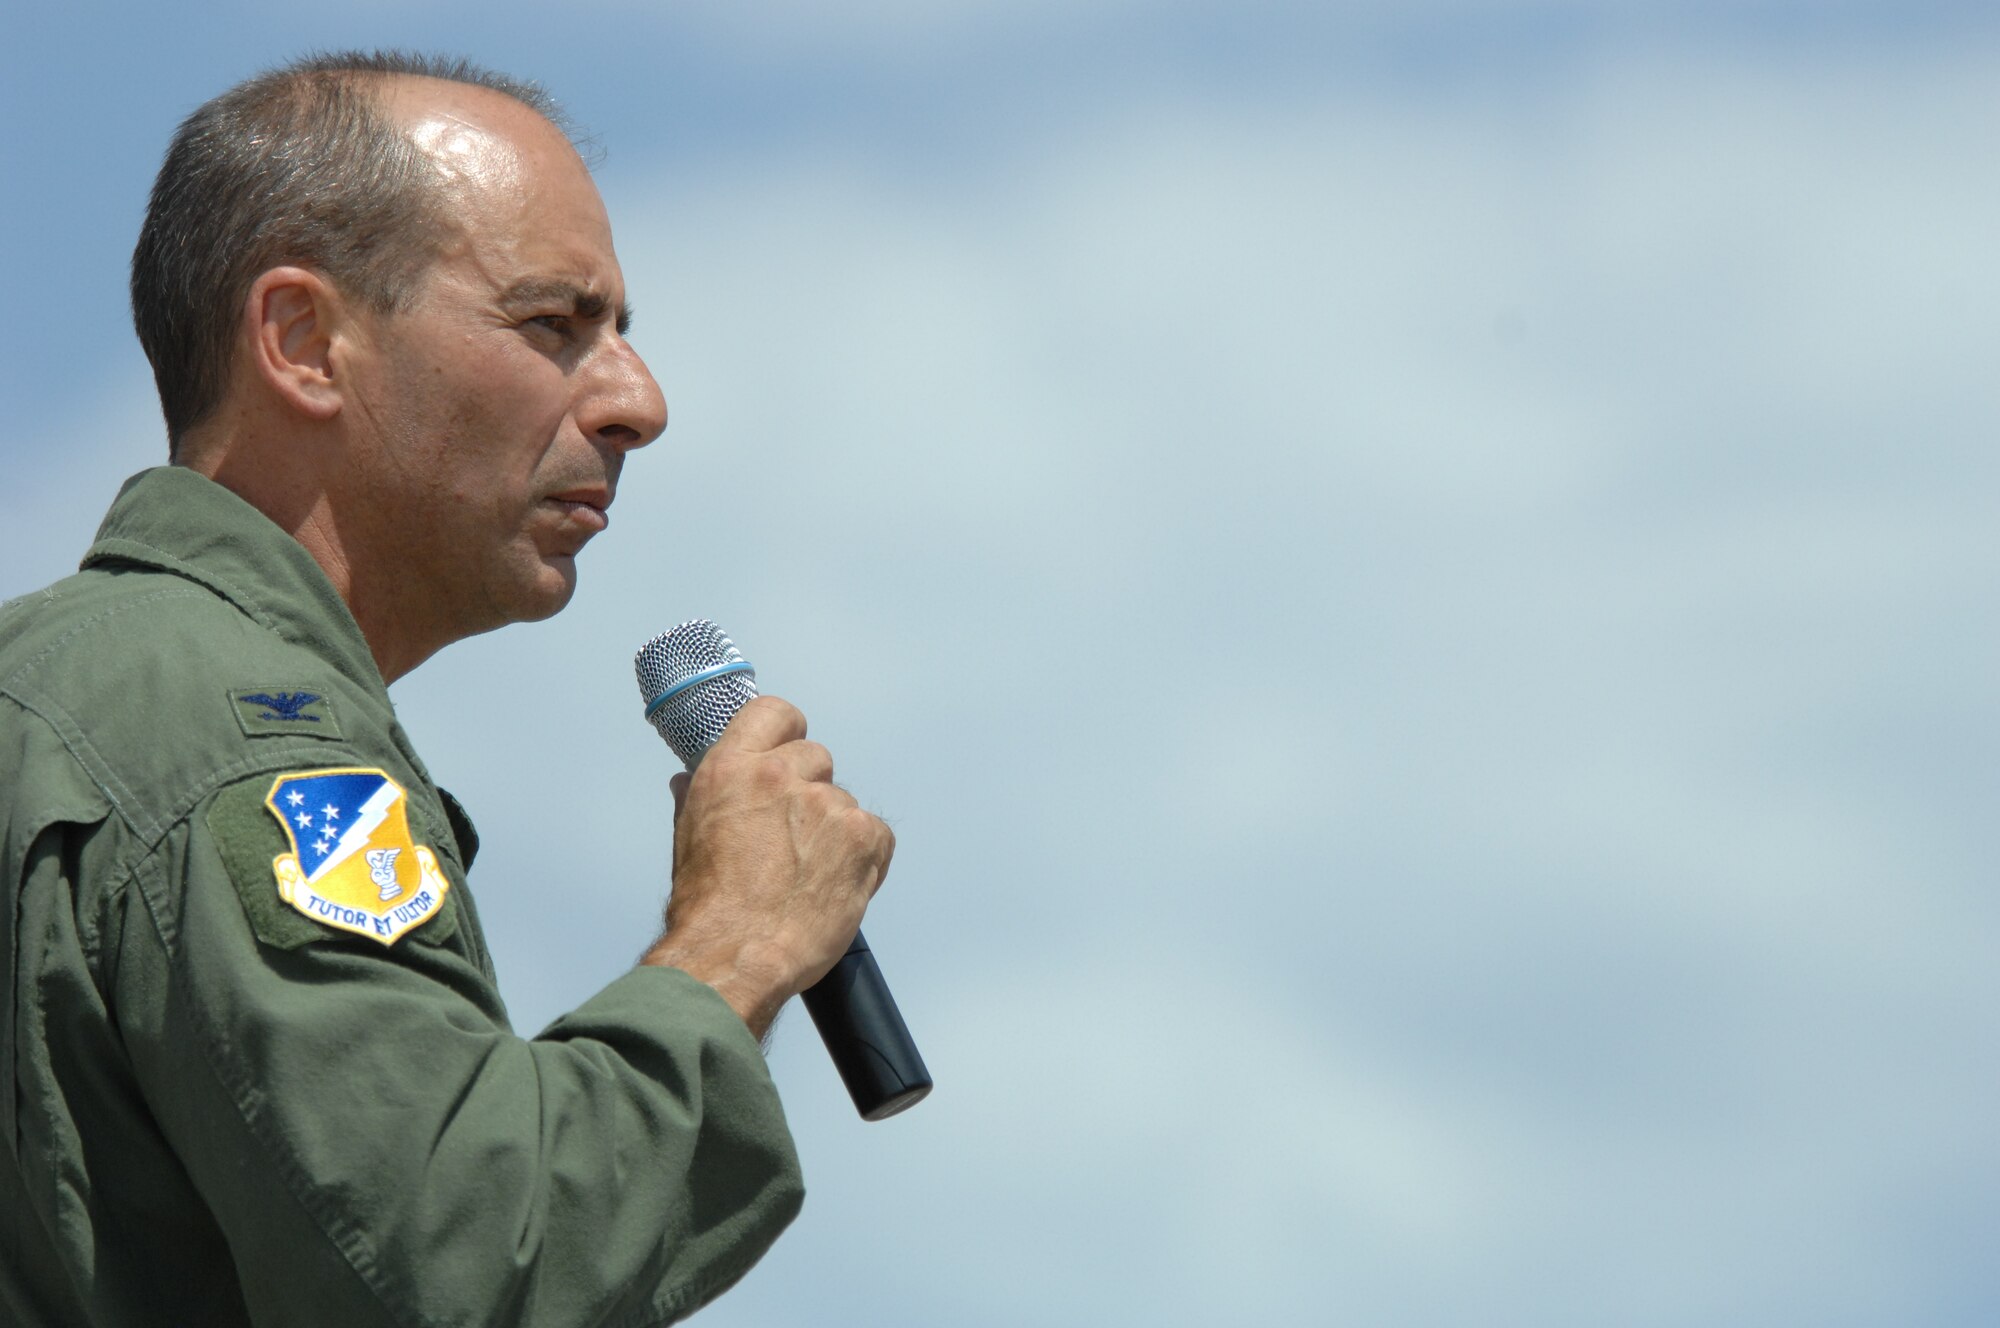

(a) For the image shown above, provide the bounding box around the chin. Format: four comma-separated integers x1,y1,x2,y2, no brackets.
509,561,580,623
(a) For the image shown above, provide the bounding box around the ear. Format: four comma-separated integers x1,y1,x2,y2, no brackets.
244,267,348,422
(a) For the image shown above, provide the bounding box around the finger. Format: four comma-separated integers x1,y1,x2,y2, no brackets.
872,816,897,881
711,694,806,755
669,771,690,819
797,777,861,824
844,807,896,886
776,739,834,784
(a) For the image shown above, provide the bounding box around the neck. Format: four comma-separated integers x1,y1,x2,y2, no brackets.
178,440,445,686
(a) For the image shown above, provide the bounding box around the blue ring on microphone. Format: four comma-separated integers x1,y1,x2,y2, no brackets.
643,660,755,719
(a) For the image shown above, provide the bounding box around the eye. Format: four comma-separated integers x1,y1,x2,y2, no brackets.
527,314,574,336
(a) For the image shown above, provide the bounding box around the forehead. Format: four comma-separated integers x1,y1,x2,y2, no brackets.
382,78,619,293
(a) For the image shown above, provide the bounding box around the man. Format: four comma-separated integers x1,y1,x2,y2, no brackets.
0,52,895,1326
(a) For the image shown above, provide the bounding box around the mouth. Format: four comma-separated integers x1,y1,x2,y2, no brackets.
544,487,613,534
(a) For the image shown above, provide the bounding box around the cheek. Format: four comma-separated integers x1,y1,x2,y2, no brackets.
474,354,570,440
438,381,564,494
373,337,574,501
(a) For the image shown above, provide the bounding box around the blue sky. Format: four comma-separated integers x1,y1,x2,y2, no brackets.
5,3,1998,1324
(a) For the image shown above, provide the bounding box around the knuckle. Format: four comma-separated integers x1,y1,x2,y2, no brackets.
797,740,834,779
810,772,855,802
808,781,856,817
848,807,894,856
703,745,749,780
756,694,807,734
749,751,792,791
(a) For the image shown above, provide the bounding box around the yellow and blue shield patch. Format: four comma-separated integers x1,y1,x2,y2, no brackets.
263,768,450,945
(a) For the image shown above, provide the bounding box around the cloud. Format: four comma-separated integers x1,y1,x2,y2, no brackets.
572,37,2000,1325
10,14,1999,1325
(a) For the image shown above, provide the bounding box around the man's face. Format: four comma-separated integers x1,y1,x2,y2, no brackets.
335,82,667,643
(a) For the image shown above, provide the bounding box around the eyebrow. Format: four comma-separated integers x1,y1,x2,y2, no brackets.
499,278,634,336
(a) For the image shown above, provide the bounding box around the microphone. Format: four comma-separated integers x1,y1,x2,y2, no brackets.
634,619,933,1121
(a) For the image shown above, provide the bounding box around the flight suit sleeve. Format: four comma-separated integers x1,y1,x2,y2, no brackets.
111,775,804,1328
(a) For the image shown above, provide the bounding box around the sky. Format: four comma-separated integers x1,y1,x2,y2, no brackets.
5,2,1999,1324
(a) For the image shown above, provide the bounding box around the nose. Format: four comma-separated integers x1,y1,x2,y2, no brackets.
577,334,668,451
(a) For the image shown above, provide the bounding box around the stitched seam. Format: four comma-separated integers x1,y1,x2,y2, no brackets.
2,587,219,846
614,1243,786,1328
6,604,383,852
1,688,156,845
87,538,281,635
0,587,212,689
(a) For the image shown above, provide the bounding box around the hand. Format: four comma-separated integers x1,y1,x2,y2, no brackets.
641,695,896,1036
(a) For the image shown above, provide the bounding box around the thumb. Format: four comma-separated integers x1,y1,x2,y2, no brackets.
669,771,690,820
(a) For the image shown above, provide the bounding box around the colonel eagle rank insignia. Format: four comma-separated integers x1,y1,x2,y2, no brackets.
263,768,450,944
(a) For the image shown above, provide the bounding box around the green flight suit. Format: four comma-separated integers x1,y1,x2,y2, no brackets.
0,467,803,1326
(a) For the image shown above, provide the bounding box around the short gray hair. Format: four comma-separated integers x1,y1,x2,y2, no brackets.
130,51,572,451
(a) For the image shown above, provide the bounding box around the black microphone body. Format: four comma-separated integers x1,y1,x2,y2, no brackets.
635,621,932,1121
800,931,931,1120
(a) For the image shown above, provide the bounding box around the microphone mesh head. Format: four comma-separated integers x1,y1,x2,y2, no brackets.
633,619,759,768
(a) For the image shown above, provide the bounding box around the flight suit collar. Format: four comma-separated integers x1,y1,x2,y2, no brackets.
80,466,387,699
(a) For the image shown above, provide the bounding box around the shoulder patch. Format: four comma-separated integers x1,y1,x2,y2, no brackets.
207,777,459,951
259,768,452,946
228,686,343,739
